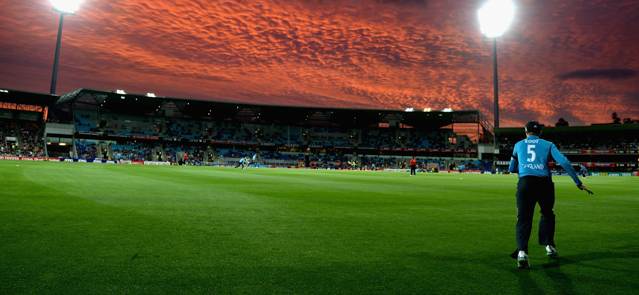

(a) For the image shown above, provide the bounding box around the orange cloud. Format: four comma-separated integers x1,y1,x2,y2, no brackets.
0,0,637,126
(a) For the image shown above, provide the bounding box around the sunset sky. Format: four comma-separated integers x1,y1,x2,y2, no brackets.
1,0,638,127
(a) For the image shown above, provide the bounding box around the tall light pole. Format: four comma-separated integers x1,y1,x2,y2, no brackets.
49,0,83,95
478,0,514,129
479,0,514,167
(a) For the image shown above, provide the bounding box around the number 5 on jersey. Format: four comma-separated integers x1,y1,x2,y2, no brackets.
527,145,536,162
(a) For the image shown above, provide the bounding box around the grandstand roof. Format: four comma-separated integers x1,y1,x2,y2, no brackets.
2,87,493,135
0,88,58,106
66,88,493,131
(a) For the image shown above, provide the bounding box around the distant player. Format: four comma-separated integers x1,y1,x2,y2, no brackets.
249,153,259,168
235,157,246,169
509,121,593,269
409,157,417,176
371,163,376,170
580,164,588,179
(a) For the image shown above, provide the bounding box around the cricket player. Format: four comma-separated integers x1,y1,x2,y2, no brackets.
580,164,588,179
235,157,246,169
249,153,259,168
509,121,593,269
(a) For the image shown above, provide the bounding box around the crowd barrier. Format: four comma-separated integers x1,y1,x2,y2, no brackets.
1,156,637,175
0,156,169,165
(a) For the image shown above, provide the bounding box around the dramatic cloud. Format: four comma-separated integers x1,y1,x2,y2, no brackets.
0,0,638,126
557,69,637,80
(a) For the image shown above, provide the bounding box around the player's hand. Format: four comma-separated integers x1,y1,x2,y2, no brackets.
578,184,593,194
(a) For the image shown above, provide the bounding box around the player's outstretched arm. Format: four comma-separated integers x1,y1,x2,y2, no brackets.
578,184,593,194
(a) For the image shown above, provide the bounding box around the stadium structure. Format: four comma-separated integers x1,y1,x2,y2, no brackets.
1,87,638,175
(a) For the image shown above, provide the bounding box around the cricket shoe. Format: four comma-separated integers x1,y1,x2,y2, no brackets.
546,245,558,257
518,251,530,269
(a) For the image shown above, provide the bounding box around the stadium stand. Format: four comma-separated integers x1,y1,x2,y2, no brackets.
11,88,636,174
18,121,46,157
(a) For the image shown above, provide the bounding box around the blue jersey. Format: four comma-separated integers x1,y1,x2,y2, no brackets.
239,158,245,163
580,165,587,172
509,135,582,186
253,155,257,161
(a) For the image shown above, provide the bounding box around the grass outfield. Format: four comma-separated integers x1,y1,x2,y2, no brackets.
1,161,638,294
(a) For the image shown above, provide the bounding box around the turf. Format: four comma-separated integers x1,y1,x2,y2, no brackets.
1,161,638,294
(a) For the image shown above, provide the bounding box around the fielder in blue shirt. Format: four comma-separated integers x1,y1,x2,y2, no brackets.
234,157,246,169
580,164,588,179
509,121,593,269
249,154,260,168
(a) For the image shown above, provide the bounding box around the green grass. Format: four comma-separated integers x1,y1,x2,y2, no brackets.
1,161,638,294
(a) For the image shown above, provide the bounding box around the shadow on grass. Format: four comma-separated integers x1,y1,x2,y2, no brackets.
540,250,639,270
541,258,575,295
510,269,545,295
511,249,639,295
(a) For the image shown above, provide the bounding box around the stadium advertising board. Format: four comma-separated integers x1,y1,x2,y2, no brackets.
131,135,159,140
0,156,48,161
582,150,638,154
438,170,486,174
583,163,616,168
591,172,633,177
144,161,171,165
0,157,170,165
379,147,478,153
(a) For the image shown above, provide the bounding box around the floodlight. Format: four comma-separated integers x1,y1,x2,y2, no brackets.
423,108,432,112
478,0,514,38
51,0,83,14
116,89,126,94
405,108,414,112
49,0,83,94
147,93,156,97
443,108,453,112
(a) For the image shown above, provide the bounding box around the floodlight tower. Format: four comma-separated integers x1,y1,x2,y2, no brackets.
478,0,514,129
479,0,513,168
49,0,83,95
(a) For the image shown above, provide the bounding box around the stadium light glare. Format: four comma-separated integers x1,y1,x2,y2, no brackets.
51,0,83,14
443,108,453,112
405,108,414,112
478,0,514,38
116,89,126,94
147,93,156,97
423,108,431,112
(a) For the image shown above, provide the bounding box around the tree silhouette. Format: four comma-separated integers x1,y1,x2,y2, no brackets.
555,118,569,127
612,112,621,124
